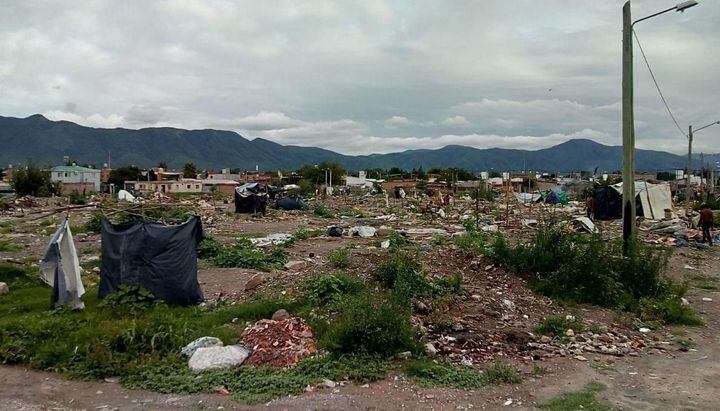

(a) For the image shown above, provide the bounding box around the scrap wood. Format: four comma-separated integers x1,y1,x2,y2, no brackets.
28,203,99,221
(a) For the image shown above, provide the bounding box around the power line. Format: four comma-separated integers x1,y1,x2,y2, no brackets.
633,29,687,138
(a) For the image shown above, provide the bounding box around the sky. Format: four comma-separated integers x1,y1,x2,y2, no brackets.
1,0,718,155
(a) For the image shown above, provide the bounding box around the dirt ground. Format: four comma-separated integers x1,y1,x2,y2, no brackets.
1,195,719,410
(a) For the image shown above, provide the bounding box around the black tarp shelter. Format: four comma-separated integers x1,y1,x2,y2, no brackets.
593,186,622,220
276,195,308,210
99,217,204,305
234,183,277,214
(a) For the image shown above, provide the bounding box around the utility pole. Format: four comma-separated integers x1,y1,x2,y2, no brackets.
622,1,636,250
687,125,693,187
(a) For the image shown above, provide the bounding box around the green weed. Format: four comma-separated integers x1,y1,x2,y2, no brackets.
0,240,22,252
539,381,611,411
303,273,365,307
535,315,584,337
327,248,351,268
313,204,333,218
404,359,520,389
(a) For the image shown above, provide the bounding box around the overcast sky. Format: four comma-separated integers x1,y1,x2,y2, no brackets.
1,0,718,155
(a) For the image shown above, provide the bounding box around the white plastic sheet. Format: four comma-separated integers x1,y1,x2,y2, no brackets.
40,219,85,309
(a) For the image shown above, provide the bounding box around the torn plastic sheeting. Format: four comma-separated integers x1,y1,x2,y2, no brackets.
521,219,538,229
570,217,598,233
250,233,293,247
40,218,85,310
350,226,376,238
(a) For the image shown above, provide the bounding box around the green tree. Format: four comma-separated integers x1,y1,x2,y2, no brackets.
183,162,199,178
12,163,53,197
298,162,346,186
108,166,141,187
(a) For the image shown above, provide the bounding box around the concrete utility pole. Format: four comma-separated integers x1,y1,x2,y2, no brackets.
621,0,698,252
622,1,635,249
687,121,720,192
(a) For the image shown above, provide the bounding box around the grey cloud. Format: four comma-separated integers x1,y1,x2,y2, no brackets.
1,0,718,156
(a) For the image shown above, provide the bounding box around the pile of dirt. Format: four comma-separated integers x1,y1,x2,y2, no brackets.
241,317,316,368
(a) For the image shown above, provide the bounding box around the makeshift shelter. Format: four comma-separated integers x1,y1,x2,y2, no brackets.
515,192,542,203
543,190,568,205
276,195,308,210
593,185,623,220
612,181,672,220
40,218,85,309
99,217,204,305
234,183,276,214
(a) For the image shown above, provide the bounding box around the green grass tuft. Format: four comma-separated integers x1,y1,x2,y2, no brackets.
539,381,611,411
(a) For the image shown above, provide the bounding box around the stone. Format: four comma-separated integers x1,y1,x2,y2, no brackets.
574,355,588,361
380,240,390,249
188,345,251,372
540,335,552,344
244,274,264,290
702,297,713,302
397,351,412,360
638,327,651,333
0,282,8,296
181,336,224,357
271,309,290,321
323,379,336,388
470,294,482,302
424,342,438,356
284,261,304,270
501,299,515,310
414,300,431,314
565,329,575,337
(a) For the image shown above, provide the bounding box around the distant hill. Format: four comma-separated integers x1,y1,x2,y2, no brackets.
1,114,717,172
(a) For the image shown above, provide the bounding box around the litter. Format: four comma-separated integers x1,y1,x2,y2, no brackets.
350,226,376,238
250,233,293,247
40,218,85,310
570,217,598,233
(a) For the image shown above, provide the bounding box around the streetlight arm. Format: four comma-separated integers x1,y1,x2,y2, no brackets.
694,121,720,133
632,6,676,26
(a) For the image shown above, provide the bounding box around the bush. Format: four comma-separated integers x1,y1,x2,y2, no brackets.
327,248,351,268
293,228,322,241
374,251,433,303
491,224,696,325
638,294,703,326
320,294,417,357
387,231,407,250
83,212,104,233
535,315,584,337
99,285,159,314
211,241,287,271
313,204,333,218
303,273,365,307
454,220,495,255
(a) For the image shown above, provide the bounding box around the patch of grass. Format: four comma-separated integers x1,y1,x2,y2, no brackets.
292,228,322,242
313,204,333,218
0,221,14,234
638,294,704,326
199,238,287,271
303,273,365,307
124,355,391,404
387,231,407,250
327,248,351,268
453,219,495,255
688,274,719,291
675,337,697,349
320,293,418,357
404,359,520,389
0,240,23,252
539,381,611,411
535,315,584,337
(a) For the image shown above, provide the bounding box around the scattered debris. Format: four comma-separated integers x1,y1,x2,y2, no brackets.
181,337,224,357
350,226,376,238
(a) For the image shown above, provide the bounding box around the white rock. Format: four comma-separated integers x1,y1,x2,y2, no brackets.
681,297,690,305
565,329,575,337
501,299,515,310
638,327,651,333
188,345,251,372
380,240,390,249
702,297,713,302
323,379,336,388
424,342,438,356
574,355,588,361
181,337,224,357
0,282,8,296
471,294,482,302
397,351,412,360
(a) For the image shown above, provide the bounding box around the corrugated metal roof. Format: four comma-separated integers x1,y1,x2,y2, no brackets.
51,165,101,173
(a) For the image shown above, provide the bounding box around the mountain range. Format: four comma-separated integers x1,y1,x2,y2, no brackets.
1,114,717,173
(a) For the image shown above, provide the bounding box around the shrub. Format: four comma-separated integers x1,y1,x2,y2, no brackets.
387,231,407,250
99,285,159,314
293,228,322,241
374,251,421,288
303,273,365,307
83,212,104,233
211,242,287,270
0,240,22,252
535,315,584,337
197,236,222,259
320,294,417,357
313,204,333,218
327,248,351,268
638,294,703,326
454,220,495,255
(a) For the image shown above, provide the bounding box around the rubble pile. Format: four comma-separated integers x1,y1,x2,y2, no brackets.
241,317,316,367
